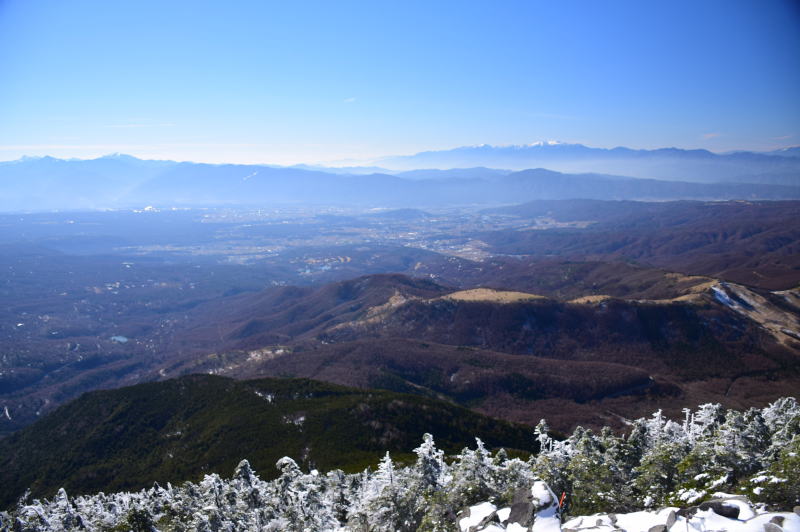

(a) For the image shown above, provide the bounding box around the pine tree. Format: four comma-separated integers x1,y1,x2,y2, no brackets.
413,433,446,490
762,397,800,458
716,408,770,479
530,422,572,497
633,411,689,508
324,469,350,527
448,439,494,507
565,427,632,515
748,434,800,508
372,451,423,531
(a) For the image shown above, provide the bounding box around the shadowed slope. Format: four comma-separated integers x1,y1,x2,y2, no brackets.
0,375,533,508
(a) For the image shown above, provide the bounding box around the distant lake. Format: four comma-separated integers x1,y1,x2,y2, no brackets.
110,336,129,343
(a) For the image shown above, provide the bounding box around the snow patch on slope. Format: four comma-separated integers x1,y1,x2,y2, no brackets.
711,282,800,347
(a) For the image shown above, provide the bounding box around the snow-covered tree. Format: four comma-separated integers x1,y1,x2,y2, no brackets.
362,453,415,531
3,398,797,531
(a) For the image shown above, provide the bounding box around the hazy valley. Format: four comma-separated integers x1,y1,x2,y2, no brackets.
0,193,797,448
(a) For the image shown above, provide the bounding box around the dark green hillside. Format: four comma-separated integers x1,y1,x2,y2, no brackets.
0,374,533,508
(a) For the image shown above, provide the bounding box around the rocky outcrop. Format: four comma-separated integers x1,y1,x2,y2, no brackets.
459,481,561,532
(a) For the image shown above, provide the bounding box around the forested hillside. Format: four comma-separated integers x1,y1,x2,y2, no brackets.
0,375,532,508
2,399,797,531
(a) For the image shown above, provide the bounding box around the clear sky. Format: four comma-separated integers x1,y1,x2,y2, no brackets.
1,0,798,165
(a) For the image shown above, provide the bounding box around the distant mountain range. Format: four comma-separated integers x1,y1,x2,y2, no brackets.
376,142,800,184
1,148,799,211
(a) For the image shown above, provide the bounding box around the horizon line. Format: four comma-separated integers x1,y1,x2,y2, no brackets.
1,141,798,168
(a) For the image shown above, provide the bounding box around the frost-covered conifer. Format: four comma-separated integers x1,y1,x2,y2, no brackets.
717,408,770,477
413,433,447,489
633,413,690,508
534,419,551,452
3,399,798,531
362,452,413,531
324,469,351,526
448,439,494,506
564,427,632,515
762,396,800,455
530,423,572,496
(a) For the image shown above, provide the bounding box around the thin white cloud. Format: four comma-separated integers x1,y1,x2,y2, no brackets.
0,142,265,151
772,134,793,140
702,132,721,139
0,142,385,166
105,123,175,128
0,144,149,151
528,112,578,121
343,97,356,103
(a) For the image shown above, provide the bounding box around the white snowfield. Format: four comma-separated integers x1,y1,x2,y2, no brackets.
563,508,800,532
460,489,800,532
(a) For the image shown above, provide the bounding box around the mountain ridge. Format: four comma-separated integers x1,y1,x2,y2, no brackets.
375,142,800,183
1,153,798,212
153,272,800,432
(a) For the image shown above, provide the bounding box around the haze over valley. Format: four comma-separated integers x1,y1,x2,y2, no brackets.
1,196,797,438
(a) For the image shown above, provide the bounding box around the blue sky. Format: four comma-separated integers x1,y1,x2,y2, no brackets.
1,0,798,164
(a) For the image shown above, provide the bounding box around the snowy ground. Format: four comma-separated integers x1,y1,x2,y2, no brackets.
460,488,800,532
